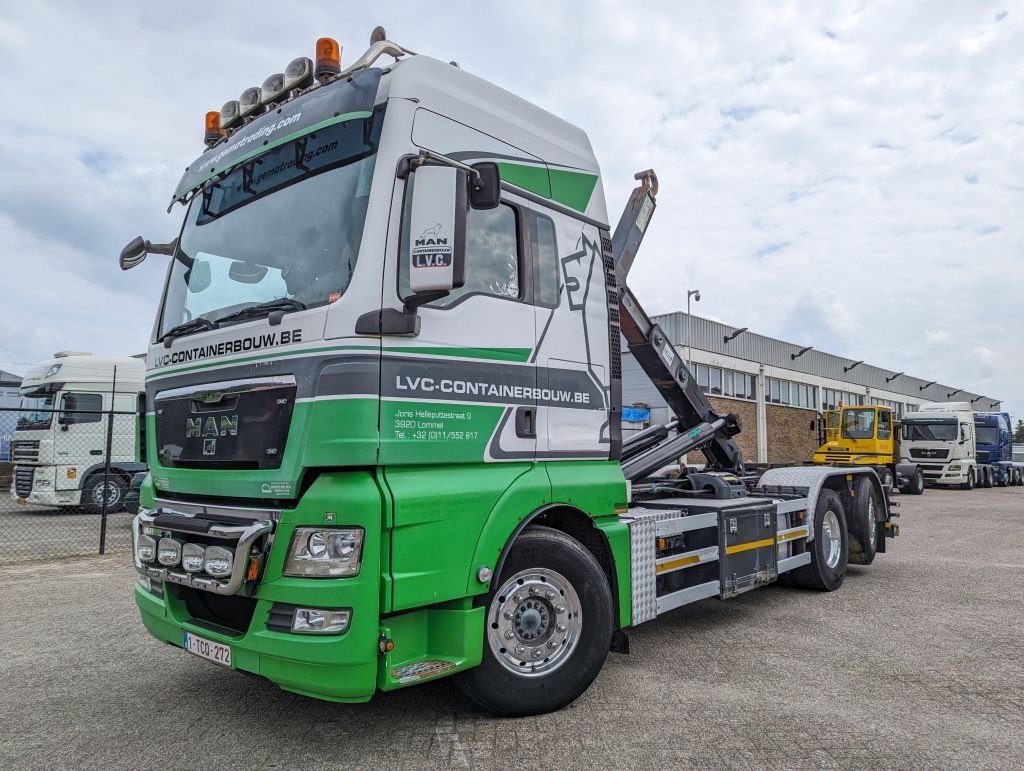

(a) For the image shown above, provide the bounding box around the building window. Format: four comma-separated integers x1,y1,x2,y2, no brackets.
709,367,722,395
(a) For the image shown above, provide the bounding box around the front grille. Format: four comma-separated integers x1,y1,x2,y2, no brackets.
909,447,949,460
918,463,946,471
11,440,40,463
976,451,989,463
171,584,257,635
14,466,34,497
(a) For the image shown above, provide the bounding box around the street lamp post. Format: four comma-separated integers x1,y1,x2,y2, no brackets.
686,289,701,369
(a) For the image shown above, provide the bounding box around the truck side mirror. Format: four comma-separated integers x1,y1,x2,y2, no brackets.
407,165,467,297
120,237,148,270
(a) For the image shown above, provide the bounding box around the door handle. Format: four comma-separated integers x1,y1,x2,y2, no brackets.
515,407,536,439
89,450,103,456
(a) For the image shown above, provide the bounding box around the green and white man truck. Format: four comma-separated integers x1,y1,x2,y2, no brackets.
123,30,898,716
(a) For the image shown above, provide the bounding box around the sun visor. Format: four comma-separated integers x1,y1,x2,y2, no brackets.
169,67,382,210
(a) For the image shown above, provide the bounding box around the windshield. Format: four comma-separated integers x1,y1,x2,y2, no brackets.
902,420,957,442
975,426,998,445
17,393,54,430
842,408,876,440
158,111,382,339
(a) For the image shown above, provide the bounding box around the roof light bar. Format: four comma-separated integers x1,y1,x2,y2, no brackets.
315,37,342,81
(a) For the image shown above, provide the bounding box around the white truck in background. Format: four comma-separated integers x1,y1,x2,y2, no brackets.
899,402,979,489
10,353,146,513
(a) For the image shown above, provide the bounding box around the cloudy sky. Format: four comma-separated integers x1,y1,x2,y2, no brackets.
0,2,1021,415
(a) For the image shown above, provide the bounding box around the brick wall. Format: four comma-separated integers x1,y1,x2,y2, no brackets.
766,404,819,464
708,396,758,464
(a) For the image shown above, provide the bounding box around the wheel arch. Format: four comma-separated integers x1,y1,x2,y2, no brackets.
486,504,625,631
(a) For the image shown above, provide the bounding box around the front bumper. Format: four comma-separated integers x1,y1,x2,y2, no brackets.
131,471,384,702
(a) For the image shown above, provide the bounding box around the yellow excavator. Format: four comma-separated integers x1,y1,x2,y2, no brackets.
813,404,925,494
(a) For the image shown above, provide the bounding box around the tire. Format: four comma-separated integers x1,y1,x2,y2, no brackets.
790,488,848,591
983,468,994,488
877,467,895,490
455,526,614,716
996,468,1008,487
848,478,880,565
960,469,975,491
909,469,925,495
82,473,127,515
1017,469,1024,487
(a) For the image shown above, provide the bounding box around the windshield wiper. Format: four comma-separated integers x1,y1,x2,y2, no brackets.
160,317,217,346
217,297,307,325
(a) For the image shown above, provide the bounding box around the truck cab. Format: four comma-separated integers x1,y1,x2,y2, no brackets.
900,402,977,489
974,412,1024,486
11,353,146,513
812,405,923,494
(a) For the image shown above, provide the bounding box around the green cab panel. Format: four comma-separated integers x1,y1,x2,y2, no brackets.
384,463,549,610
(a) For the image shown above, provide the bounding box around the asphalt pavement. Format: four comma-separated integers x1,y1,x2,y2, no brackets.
0,486,1022,769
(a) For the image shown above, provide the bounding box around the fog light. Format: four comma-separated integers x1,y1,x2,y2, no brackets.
157,538,182,566
292,607,351,635
204,546,233,577
182,543,205,573
137,534,156,562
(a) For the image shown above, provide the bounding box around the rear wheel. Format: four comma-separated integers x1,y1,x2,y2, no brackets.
848,478,880,565
961,468,975,490
1017,469,1024,487
983,467,994,488
455,526,613,716
790,488,848,591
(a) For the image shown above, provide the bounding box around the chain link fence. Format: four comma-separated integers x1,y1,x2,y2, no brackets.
0,393,144,564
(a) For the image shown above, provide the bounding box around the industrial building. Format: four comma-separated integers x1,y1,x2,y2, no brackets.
622,312,1003,465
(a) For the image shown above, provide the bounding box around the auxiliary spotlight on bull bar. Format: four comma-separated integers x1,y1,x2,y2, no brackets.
132,510,275,596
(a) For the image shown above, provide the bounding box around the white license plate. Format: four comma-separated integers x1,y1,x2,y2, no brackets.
183,632,232,668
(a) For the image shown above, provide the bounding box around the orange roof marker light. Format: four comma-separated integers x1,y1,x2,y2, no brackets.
315,37,342,82
204,111,225,147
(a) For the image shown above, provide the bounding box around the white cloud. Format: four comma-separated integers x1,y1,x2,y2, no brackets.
0,1,1021,417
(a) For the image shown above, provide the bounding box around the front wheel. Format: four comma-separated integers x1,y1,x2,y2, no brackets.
961,469,975,490
455,526,614,716
983,467,994,488
877,467,895,490
82,473,126,515
909,469,925,495
790,488,848,591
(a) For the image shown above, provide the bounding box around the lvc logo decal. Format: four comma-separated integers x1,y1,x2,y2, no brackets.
412,222,453,268
561,234,600,311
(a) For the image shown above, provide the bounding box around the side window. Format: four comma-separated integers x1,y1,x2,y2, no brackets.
878,410,891,440
59,393,102,426
399,187,522,307
535,215,559,307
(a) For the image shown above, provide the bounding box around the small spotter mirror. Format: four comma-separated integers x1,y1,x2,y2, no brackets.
228,260,268,284
469,162,501,210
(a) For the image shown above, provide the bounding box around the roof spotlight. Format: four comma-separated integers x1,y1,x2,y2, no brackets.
220,99,241,130
261,72,287,105
238,86,263,118
284,57,314,91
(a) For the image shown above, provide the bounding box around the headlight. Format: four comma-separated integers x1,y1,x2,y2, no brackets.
137,534,156,562
948,464,961,472
291,607,351,634
284,527,363,577
204,546,233,578
182,543,205,573
157,538,182,567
